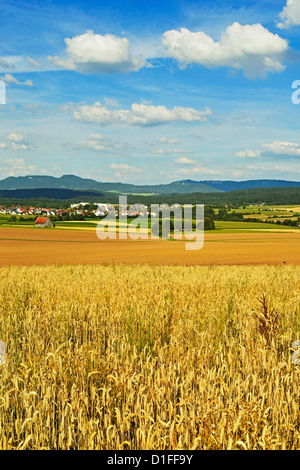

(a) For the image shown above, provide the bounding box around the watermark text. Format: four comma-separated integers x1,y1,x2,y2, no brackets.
96,196,204,251
0,80,6,105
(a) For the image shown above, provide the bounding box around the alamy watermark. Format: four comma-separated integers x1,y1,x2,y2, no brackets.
96,196,204,251
0,80,6,105
291,80,300,105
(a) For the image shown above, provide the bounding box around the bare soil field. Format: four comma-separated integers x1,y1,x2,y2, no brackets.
0,226,300,266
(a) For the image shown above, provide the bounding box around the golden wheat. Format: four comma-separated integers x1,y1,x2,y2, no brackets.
0,264,299,449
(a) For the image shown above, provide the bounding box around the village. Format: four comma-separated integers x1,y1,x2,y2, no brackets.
0,202,104,218
0,201,154,221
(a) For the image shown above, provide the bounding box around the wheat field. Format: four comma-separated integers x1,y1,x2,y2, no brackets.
0,264,300,450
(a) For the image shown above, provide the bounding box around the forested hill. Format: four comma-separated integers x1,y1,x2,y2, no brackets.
0,174,300,194
0,186,300,207
200,179,300,191
0,175,218,194
0,188,104,201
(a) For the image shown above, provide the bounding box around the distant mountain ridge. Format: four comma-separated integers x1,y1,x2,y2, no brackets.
0,174,300,194
0,175,220,193
0,188,104,200
200,179,300,191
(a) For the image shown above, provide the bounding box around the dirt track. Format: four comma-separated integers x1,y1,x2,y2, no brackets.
0,227,300,266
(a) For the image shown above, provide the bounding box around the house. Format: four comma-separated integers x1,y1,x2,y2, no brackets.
35,217,53,228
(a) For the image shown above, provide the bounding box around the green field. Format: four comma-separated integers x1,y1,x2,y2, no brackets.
214,220,299,232
226,205,300,217
1,206,299,233
1,219,299,233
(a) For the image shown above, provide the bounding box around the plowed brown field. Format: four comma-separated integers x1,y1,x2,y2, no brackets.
0,226,300,266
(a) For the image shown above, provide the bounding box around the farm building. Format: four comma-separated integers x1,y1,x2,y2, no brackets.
35,217,53,228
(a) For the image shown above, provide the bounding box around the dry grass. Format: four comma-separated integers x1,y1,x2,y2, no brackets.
0,264,300,449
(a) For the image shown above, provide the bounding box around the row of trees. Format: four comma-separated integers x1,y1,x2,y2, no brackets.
265,218,299,227
151,216,215,237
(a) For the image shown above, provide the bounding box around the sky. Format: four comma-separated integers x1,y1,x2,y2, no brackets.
0,0,300,184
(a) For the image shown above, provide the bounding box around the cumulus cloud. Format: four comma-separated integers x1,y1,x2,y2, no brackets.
0,142,7,149
7,133,25,143
7,132,31,150
11,142,30,150
0,158,36,176
277,0,300,29
153,147,192,155
48,30,146,74
74,101,212,126
157,136,180,145
174,156,197,164
236,140,300,160
73,135,105,151
174,165,220,176
110,163,142,178
262,140,300,156
162,22,288,78
0,73,33,86
235,149,261,158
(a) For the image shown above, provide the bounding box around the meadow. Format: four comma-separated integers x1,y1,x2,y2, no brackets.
0,263,300,450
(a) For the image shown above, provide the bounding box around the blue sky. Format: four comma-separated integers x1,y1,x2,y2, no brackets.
0,0,300,184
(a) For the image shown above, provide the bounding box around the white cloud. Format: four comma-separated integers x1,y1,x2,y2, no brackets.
72,133,136,152
174,156,197,164
0,58,14,69
0,142,7,150
153,147,192,155
0,73,33,86
235,149,261,158
7,133,26,143
11,142,30,150
162,22,288,78
110,163,142,174
48,30,146,74
262,140,300,156
7,132,31,150
0,158,36,176
26,56,42,69
74,101,212,126
0,55,47,73
73,136,105,151
277,0,300,29
236,140,300,160
157,136,180,145
88,134,104,140
174,165,220,176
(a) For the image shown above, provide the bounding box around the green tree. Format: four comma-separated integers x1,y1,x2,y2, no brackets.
204,217,215,230
217,207,228,220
